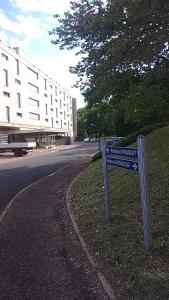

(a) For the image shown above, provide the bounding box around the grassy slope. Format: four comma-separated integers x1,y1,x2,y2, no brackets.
70,125,169,300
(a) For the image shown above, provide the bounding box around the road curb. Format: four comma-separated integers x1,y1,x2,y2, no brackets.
66,171,117,300
0,162,72,224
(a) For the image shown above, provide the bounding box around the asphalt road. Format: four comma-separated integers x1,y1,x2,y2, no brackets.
0,143,98,214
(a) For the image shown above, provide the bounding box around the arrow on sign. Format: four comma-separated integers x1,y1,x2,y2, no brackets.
132,162,138,171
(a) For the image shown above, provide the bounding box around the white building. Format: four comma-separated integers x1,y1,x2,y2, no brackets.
0,41,77,145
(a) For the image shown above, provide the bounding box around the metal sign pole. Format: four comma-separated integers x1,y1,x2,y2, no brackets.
137,135,151,250
101,138,111,222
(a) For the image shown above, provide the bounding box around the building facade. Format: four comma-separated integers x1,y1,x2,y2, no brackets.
0,41,77,145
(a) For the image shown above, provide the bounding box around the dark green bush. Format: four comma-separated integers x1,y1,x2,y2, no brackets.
92,122,169,161
92,151,102,161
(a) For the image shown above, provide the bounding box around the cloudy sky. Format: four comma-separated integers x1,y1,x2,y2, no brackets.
0,0,85,108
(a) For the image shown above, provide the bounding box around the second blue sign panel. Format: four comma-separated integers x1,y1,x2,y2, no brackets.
106,157,139,172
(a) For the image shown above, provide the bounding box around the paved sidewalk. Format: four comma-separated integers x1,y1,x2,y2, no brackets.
0,158,108,300
0,143,80,165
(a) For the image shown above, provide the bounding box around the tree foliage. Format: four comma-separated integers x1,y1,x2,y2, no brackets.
76,104,117,140
50,0,169,134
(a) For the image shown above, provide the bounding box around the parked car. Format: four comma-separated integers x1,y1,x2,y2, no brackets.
84,137,90,142
90,137,97,142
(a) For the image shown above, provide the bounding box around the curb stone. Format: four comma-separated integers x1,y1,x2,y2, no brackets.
66,172,118,300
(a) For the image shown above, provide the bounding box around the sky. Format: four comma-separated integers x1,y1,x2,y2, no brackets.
0,0,85,108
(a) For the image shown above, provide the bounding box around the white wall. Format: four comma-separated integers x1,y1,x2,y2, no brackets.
0,41,76,137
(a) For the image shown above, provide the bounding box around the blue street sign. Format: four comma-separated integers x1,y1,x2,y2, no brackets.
106,146,138,159
106,157,139,172
101,136,151,250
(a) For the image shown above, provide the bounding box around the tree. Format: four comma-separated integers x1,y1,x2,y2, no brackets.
76,107,88,140
49,0,169,135
49,0,169,104
76,104,118,139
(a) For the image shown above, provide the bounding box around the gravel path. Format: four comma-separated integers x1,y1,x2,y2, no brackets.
0,158,108,300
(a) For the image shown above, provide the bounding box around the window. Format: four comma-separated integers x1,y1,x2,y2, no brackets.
29,98,39,107
3,69,8,87
45,104,48,115
68,121,70,129
29,112,40,120
64,111,66,120
28,67,38,80
67,103,69,112
50,84,52,89
17,112,22,117
28,82,39,93
51,117,54,127
16,59,19,75
56,108,58,118
60,99,62,109
63,92,66,101
50,94,53,105
15,79,21,85
64,122,66,125
5,106,10,123
44,78,47,90
17,93,21,108
51,108,53,112
55,86,57,96
56,120,58,124
45,118,48,122
55,99,58,102
3,91,10,97
44,93,47,98
1,53,8,60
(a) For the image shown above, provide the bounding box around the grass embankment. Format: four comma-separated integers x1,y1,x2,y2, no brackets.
70,125,169,300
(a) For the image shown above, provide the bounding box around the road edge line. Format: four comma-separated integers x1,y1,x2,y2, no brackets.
66,172,117,300
0,162,72,224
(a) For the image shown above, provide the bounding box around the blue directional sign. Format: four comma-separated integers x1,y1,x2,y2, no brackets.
101,136,151,250
106,157,139,172
106,146,138,159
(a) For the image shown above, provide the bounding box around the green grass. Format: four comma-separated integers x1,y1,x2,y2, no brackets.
70,125,169,300
92,122,169,161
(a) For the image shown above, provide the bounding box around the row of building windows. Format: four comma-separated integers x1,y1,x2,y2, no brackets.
28,81,72,104
3,90,71,113
1,52,74,107
2,69,72,105
44,118,71,129
1,54,71,99
3,106,72,126
2,90,72,121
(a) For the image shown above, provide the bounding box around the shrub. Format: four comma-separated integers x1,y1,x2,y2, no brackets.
92,122,169,161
